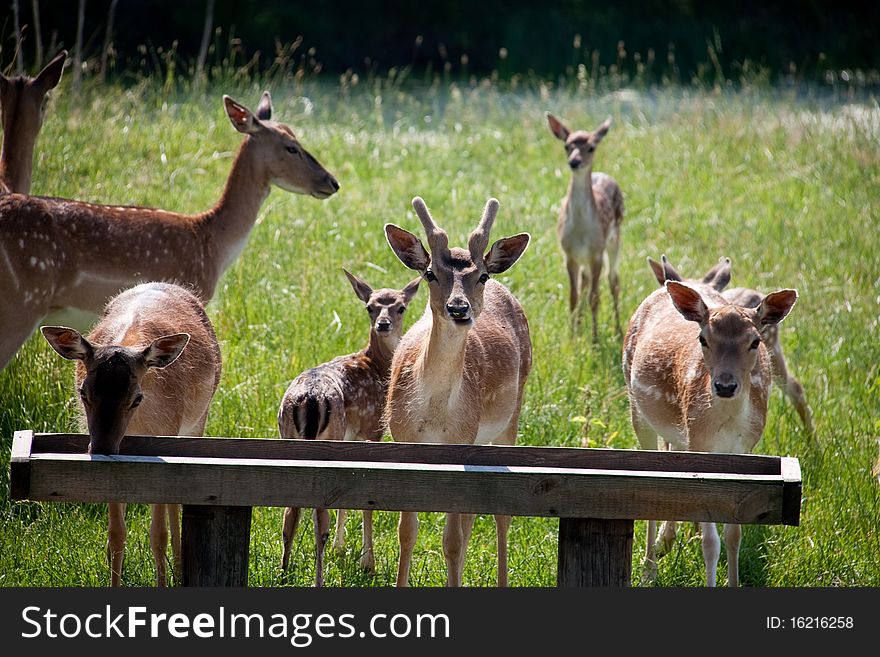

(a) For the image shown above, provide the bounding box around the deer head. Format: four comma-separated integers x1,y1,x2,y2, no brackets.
546,113,612,171
343,268,421,348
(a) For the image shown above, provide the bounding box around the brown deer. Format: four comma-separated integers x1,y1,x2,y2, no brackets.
384,196,532,587
278,269,421,586
0,91,338,370
41,282,222,587
623,274,797,586
546,112,624,341
0,50,67,195
648,254,813,434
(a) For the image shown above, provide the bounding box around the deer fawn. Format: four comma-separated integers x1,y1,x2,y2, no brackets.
546,112,624,341
278,269,421,586
0,91,337,371
41,282,222,587
384,196,532,587
648,254,813,434
0,50,67,195
623,271,797,586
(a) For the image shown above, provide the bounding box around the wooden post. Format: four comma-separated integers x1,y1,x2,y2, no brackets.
182,505,251,587
557,517,633,587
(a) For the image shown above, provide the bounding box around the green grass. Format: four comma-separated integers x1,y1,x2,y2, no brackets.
1,77,878,587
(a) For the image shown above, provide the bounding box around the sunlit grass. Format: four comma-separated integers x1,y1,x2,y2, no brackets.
1,76,878,587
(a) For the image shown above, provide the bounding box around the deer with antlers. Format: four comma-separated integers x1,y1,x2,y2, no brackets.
278,269,421,586
384,196,532,587
648,254,813,434
0,50,67,195
0,91,337,370
546,112,624,341
623,267,798,586
41,282,222,586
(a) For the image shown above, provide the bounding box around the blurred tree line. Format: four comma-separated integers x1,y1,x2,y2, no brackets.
3,0,878,83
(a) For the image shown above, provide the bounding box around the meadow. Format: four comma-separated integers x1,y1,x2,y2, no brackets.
0,73,878,586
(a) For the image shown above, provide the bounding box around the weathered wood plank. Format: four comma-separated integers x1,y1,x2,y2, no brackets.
17,452,794,524
29,433,783,475
182,505,251,587
557,518,633,587
781,457,802,526
10,430,34,501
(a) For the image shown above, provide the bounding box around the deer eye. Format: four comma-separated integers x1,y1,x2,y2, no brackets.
698,335,707,347
130,393,144,409
424,270,437,283
397,306,406,314
479,273,489,284
749,338,761,350
286,145,299,155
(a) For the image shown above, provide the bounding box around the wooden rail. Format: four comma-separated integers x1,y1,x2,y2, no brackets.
9,430,802,587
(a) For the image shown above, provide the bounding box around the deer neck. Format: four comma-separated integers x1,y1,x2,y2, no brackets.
0,129,34,195
417,317,468,399
364,331,397,375
567,166,598,225
201,138,272,271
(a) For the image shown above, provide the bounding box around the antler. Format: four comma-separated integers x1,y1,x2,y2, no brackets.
412,196,449,254
468,197,500,260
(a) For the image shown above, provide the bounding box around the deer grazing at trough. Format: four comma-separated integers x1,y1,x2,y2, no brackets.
0,91,338,371
41,282,222,587
623,272,798,586
648,254,814,434
546,112,624,341
278,269,421,586
0,50,67,195
384,196,532,587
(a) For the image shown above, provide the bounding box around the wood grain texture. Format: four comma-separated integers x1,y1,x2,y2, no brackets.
557,518,634,587
10,430,33,501
182,505,251,587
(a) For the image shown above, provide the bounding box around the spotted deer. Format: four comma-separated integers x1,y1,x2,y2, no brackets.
546,112,624,341
278,269,421,586
0,91,338,370
623,274,797,586
41,282,222,587
0,50,67,195
648,254,813,434
384,196,532,587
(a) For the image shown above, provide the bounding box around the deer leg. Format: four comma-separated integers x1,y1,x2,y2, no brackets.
396,511,419,587
770,339,814,436
724,524,742,587
494,514,511,587
360,510,376,572
167,504,182,584
313,508,330,587
150,503,170,587
565,255,581,316
606,227,622,337
632,412,662,584
586,254,603,343
0,311,39,371
443,512,466,587
107,502,127,587
280,507,301,571
333,509,347,554
701,522,721,587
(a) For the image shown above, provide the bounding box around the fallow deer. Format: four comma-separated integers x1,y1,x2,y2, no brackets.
278,269,421,586
0,91,338,370
0,50,67,195
41,281,222,587
623,275,798,586
648,254,813,434
546,112,624,341
384,196,532,587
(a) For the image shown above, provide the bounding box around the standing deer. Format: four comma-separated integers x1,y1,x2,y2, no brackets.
546,112,624,341
384,196,532,587
623,274,797,586
278,269,421,586
0,91,338,370
648,254,813,434
41,282,222,587
0,50,67,195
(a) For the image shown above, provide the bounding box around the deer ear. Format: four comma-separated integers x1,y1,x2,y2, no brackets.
343,268,373,303
255,90,273,120
41,326,93,361
385,224,430,271
142,334,190,369
754,289,798,327
223,95,264,135
35,50,67,91
702,257,731,291
485,233,530,274
647,257,665,286
666,281,709,324
546,112,570,141
594,117,612,141
402,276,422,303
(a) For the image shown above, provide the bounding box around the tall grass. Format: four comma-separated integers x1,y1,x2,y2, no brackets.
0,70,878,586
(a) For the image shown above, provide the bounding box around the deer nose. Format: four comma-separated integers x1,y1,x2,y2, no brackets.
376,318,392,332
568,157,582,170
713,375,739,398
326,175,340,192
446,301,471,320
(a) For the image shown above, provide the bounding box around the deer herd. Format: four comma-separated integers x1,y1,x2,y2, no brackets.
1,53,813,588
